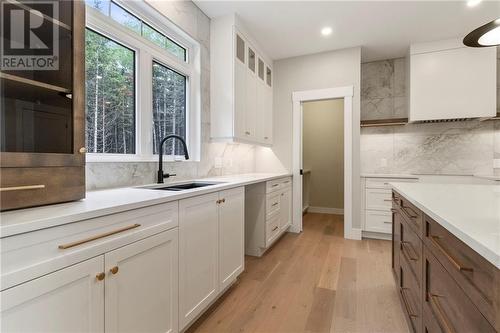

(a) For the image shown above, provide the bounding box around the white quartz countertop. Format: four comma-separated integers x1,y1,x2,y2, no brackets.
0,173,291,237
361,173,419,179
390,182,500,268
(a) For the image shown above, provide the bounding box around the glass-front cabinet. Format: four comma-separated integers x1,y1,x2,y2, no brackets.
0,0,85,210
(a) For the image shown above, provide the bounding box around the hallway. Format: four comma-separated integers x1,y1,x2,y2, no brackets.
187,213,409,333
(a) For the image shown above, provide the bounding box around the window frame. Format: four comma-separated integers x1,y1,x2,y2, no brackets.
85,0,201,163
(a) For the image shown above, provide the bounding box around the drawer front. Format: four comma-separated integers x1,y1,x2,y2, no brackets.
365,210,392,234
401,218,423,290
1,201,179,291
400,255,423,333
266,192,281,219
266,176,292,194
366,188,392,211
399,195,423,238
0,167,85,211
266,215,280,246
366,177,418,189
424,248,496,333
424,215,498,328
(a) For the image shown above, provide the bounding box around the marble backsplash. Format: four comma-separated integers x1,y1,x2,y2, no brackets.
361,57,500,176
86,1,259,191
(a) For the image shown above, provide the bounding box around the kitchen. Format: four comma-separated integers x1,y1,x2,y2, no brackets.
0,1,499,332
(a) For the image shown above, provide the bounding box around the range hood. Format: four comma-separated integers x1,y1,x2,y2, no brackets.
408,39,497,122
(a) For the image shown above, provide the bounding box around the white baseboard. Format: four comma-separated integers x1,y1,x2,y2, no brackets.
362,230,392,241
345,227,362,240
308,206,344,215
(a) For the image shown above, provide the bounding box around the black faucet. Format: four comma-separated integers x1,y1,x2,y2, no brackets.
157,134,190,183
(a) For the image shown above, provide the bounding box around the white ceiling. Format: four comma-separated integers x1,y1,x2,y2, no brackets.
194,1,500,62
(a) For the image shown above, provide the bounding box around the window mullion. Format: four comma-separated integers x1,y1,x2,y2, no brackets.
140,51,153,158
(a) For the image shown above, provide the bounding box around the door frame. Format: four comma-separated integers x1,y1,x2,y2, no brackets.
291,86,357,239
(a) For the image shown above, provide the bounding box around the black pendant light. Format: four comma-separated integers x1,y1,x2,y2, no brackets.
463,18,500,47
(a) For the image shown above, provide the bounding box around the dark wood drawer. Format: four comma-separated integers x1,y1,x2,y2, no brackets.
424,247,496,333
401,217,423,290
424,215,499,330
400,254,423,333
0,167,85,211
399,195,423,238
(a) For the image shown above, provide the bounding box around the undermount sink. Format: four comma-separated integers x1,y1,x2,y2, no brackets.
144,182,224,191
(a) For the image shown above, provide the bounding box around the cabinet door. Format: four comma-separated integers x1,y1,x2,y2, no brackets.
256,79,266,143
1,256,104,333
104,230,179,333
392,208,402,280
234,33,246,139
263,85,273,144
279,188,292,230
179,192,219,330
218,187,245,290
245,46,257,140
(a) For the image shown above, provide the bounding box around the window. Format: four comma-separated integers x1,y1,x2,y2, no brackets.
85,0,200,162
85,0,187,62
152,62,187,155
85,29,135,154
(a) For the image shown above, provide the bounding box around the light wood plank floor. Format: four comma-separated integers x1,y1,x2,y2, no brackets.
186,213,409,333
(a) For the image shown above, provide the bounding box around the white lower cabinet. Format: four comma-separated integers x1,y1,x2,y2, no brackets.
179,187,245,330
105,229,178,333
179,192,219,330
1,256,105,333
218,187,245,291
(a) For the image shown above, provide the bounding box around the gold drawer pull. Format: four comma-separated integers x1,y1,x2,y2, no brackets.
96,272,105,281
0,184,45,192
110,266,119,275
272,202,279,207
428,293,455,333
383,221,392,224
271,184,279,187
272,226,279,231
430,236,473,272
383,199,393,202
400,288,418,318
58,224,141,250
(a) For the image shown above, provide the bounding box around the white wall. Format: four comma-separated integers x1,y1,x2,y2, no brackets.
257,47,362,228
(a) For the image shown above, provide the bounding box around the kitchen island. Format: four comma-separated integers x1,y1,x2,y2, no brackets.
390,182,499,333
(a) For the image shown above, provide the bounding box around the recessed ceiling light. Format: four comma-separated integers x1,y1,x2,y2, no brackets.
321,27,332,36
464,18,500,47
467,0,482,7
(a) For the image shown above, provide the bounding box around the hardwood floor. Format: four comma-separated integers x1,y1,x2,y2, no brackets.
186,213,409,333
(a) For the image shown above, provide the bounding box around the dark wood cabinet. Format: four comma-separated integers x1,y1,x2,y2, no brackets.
392,190,500,333
0,0,85,211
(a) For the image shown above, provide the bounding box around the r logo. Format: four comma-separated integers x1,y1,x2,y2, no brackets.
1,1,59,70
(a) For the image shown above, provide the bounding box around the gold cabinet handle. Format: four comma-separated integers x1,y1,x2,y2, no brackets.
272,226,279,231
96,272,105,281
383,199,393,202
0,184,45,192
110,266,119,275
272,202,279,207
429,236,473,272
245,131,251,135
271,184,279,187
428,293,455,333
79,147,87,154
222,198,226,203
58,224,141,250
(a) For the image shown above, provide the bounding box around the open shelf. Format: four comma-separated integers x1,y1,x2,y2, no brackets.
360,118,408,128
0,73,71,94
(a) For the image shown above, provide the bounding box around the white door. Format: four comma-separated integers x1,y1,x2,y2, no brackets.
279,188,292,230
245,45,257,141
1,256,104,333
218,187,245,291
179,192,219,330
104,230,179,333
234,32,246,139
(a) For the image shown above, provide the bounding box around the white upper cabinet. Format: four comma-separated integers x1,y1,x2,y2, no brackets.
409,38,497,121
211,14,273,146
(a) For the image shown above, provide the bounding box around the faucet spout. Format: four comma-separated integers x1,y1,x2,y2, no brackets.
157,135,190,183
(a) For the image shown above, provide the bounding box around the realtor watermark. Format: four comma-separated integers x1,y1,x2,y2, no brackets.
1,0,59,70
